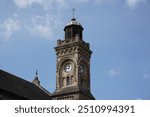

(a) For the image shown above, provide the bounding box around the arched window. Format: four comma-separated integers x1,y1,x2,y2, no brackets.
67,77,72,86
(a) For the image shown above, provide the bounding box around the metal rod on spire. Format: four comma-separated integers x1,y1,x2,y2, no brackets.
72,8,76,18
36,69,38,76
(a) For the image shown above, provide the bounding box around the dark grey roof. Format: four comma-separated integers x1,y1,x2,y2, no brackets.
67,18,82,26
0,69,51,100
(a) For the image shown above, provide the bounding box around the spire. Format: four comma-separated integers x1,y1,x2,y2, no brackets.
72,8,76,19
32,69,40,85
66,8,82,26
36,69,38,77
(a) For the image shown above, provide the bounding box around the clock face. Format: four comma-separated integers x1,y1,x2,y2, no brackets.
80,65,84,75
64,63,72,73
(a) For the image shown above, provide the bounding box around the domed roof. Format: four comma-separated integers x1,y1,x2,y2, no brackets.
67,18,82,27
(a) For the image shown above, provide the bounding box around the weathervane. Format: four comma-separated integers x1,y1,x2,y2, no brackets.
72,8,76,18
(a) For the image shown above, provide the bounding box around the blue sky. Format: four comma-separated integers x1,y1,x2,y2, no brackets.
0,0,150,100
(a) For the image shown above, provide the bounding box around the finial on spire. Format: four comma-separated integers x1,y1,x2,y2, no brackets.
32,69,40,85
72,8,76,18
36,69,38,77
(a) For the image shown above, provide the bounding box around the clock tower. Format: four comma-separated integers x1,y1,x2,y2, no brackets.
52,18,95,100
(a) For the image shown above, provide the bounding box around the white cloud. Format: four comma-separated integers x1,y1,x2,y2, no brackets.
26,14,61,39
14,0,67,10
14,0,44,8
14,0,148,11
108,68,120,77
126,0,145,8
144,73,149,79
142,69,150,79
13,0,65,40
0,18,21,40
29,25,52,39
14,0,104,10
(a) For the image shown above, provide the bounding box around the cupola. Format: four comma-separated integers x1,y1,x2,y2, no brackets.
64,18,84,40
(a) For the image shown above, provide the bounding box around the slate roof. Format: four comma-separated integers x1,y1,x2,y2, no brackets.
0,69,51,100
